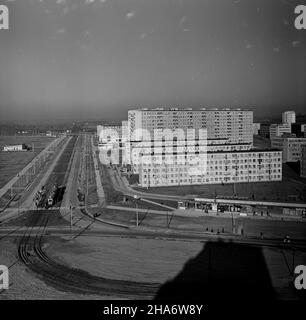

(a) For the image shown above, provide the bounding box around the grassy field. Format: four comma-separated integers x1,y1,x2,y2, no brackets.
135,164,306,202
47,234,306,300
0,136,55,188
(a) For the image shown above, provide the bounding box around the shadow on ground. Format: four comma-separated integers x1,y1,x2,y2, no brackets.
155,240,276,301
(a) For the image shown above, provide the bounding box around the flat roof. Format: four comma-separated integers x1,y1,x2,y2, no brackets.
207,148,281,154
130,108,252,112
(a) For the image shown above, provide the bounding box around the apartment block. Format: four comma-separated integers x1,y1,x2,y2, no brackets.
282,111,296,125
139,149,282,187
128,108,253,146
129,137,253,174
124,107,283,187
269,123,291,138
271,135,306,162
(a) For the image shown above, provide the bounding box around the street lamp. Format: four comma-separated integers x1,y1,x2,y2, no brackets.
69,202,73,233
133,195,139,227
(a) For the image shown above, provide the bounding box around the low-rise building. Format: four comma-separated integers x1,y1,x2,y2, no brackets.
3,144,30,152
128,137,253,174
271,135,306,162
269,123,291,138
138,149,282,187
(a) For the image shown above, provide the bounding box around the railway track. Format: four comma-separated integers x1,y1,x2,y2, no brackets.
17,209,159,298
15,135,159,298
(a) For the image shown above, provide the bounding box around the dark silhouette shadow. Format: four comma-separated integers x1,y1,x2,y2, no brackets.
155,240,276,302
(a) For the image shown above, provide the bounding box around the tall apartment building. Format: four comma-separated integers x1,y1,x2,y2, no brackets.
271,135,306,162
301,145,306,178
127,108,253,173
128,108,253,146
282,111,296,125
269,123,291,138
124,107,283,187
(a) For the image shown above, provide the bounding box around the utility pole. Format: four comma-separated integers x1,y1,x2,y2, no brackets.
136,202,139,227
166,210,168,227
70,203,73,233
231,211,235,234
291,248,295,277
86,154,89,197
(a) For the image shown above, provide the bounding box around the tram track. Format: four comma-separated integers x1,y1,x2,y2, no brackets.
17,209,159,298
14,134,159,298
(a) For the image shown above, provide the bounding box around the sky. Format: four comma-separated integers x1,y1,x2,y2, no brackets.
0,0,305,122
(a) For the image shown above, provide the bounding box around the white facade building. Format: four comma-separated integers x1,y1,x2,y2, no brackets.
3,144,29,152
129,137,253,174
269,123,291,138
271,136,306,162
282,111,296,125
139,149,282,187
128,108,253,146
126,108,254,174
253,123,261,135
123,107,283,187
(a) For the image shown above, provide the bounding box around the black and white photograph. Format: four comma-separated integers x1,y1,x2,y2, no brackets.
0,0,306,317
